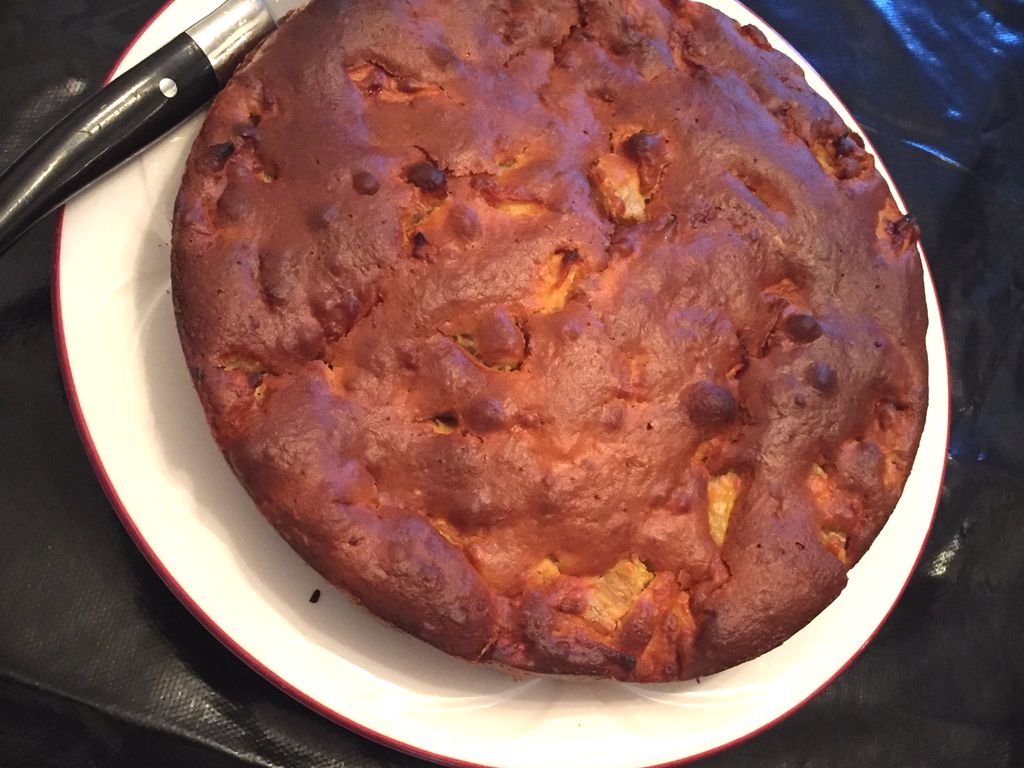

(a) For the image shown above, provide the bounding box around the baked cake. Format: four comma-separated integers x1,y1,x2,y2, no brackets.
171,0,928,681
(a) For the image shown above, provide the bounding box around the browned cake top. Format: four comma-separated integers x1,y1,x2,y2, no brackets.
171,0,928,681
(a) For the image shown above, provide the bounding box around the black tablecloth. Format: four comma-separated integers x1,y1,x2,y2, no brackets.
1,1,1022,766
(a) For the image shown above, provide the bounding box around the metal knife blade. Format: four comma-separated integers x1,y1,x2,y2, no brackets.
187,0,309,84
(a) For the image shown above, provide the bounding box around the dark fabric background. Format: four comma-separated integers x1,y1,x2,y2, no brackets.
1,1,1022,766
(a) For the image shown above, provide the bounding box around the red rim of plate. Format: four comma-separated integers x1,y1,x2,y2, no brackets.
50,2,953,766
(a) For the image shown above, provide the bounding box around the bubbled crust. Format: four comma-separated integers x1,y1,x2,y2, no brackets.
171,0,928,680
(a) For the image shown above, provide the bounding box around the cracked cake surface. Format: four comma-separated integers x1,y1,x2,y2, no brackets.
171,0,928,681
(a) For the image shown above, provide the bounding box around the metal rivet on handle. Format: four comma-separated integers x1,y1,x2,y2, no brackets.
159,78,178,98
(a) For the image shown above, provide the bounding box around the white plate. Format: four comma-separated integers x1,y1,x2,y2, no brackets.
54,2,951,766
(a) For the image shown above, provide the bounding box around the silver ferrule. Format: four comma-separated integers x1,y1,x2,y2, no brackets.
187,0,277,85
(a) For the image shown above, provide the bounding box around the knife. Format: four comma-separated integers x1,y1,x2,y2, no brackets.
0,0,301,256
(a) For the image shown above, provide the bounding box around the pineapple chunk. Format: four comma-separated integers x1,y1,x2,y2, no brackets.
582,557,653,633
346,62,441,102
220,355,262,372
431,413,458,434
590,154,646,223
492,199,546,217
806,462,830,503
532,556,561,583
538,250,581,313
454,333,478,356
707,472,742,546
820,529,849,564
430,516,462,546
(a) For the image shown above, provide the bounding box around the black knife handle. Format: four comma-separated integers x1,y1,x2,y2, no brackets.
0,33,218,256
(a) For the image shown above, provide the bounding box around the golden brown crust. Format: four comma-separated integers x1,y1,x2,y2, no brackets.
171,0,928,680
